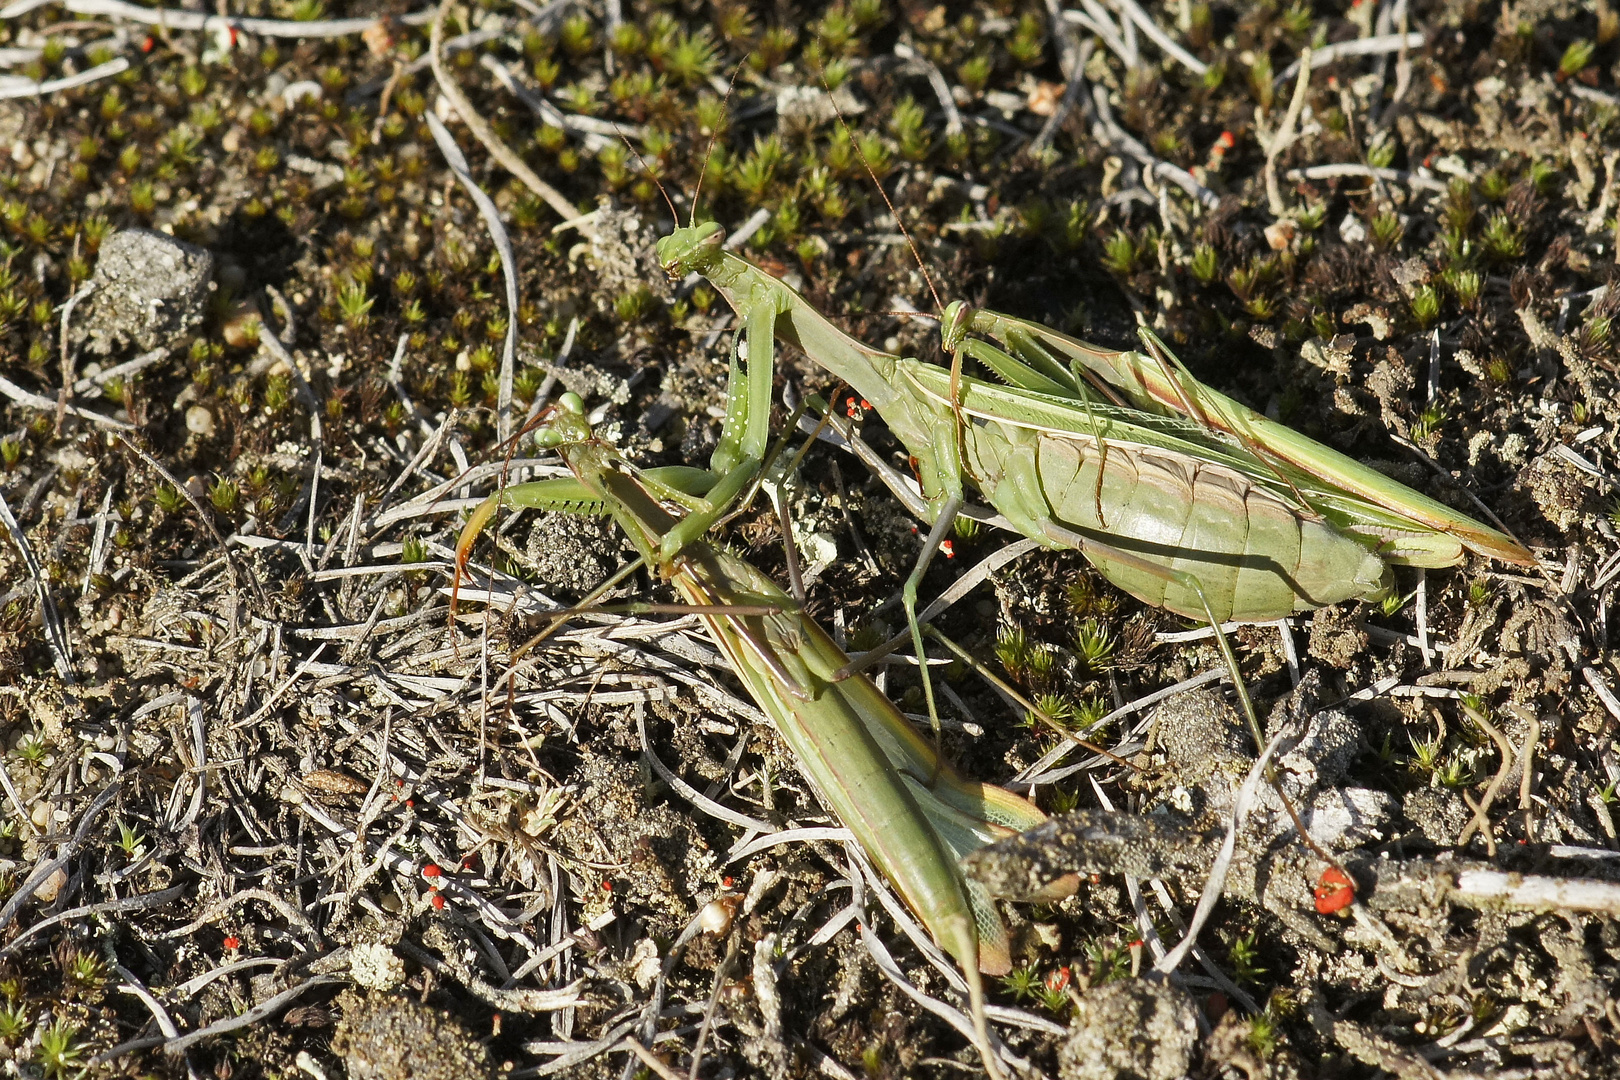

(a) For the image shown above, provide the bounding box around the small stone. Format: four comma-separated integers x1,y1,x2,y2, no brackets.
629,937,661,990
1404,787,1470,846
1264,219,1296,250
795,530,839,579
29,801,51,831
1027,79,1064,117
33,867,68,904
331,990,495,1080
1152,689,1250,788
185,405,215,436
220,303,261,347
301,768,368,795
1060,979,1199,1080
774,84,864,133
698,894,741,937
71,229,214,357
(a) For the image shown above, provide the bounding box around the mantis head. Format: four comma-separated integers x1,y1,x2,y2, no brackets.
940,300,974,355
655,220,724,280
531,391,594,451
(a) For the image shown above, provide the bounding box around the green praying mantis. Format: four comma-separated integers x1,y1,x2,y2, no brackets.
651,218,1535,753
446,188,1535,1078
941,302,1534,568
453,391,1048,1078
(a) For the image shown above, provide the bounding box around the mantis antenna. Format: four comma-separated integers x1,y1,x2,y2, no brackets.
617,131,680,224
687,61,747,227
823,75,944,316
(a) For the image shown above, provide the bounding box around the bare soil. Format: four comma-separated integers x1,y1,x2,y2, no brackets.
1,1,1619,1078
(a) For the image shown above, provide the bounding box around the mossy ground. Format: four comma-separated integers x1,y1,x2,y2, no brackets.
1,0,1619,1077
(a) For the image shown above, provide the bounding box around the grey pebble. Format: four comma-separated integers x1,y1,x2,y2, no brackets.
72,228,214,356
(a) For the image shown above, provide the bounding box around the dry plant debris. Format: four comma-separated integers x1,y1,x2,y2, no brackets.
1,0,1619,1077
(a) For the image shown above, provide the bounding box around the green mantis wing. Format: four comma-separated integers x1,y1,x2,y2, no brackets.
949,304,1535,568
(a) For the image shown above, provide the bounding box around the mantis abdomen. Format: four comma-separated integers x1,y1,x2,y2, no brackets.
963,418,1392,624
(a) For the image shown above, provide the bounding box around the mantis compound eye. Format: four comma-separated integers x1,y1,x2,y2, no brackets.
558,391,586,415
940,300,973,351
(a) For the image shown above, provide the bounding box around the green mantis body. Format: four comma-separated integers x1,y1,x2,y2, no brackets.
454,394,1047,1077
655,222,1532,627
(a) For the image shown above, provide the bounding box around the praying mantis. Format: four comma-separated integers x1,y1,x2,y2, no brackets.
652,218,1535,752
940,302,1535,568
446,175,1533,1079
441,227,1531,1080
453,392,1048,1078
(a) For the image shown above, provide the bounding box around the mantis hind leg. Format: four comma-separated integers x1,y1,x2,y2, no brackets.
901,496,964,760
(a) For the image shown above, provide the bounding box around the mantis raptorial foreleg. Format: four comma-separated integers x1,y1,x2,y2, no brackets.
454,286,799,620
653,287,790,563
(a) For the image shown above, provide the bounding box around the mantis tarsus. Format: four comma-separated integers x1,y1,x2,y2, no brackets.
653,218,1533,759
453,392,1048,1079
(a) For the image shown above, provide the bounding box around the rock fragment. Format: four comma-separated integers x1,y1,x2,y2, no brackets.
1059,978,1199,1080
72,229,214,356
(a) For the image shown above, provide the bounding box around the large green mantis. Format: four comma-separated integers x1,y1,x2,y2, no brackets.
454,392,1048,1078
652,219,1535,747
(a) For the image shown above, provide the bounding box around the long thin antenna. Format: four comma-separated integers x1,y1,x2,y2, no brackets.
619,132,680,224
690,61,747,226
824,75,944,317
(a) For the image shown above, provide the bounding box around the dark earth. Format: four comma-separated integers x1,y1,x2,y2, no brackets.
1,0,1620,1077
